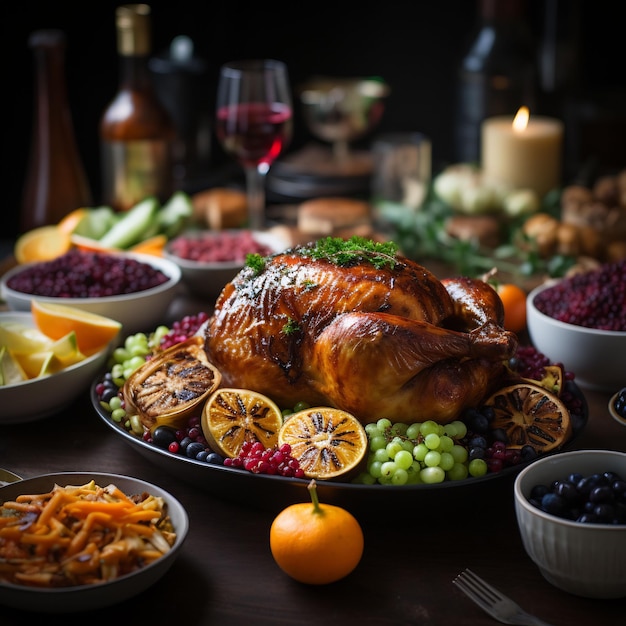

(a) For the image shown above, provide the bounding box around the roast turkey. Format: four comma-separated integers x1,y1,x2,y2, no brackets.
204,240,518,424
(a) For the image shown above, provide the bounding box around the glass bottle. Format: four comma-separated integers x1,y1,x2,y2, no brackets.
100,4,175,212
454,0,537,164
21,30,93,233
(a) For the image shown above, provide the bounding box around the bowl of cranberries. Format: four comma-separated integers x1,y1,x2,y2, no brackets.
1,249,181,336
163,229,289,301
514,449,626,599
526,260,626,392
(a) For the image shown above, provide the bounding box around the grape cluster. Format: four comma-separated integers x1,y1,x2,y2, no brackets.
528,470,626,524
159,312,210,350
355,418,476,486
223,441,305,478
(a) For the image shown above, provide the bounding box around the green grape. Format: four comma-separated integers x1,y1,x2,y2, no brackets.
439,435,454,452
293,401,310,412
469,458,488,477
373,448,390,463
420,420,440,436
394,450,413,470
400,439,414,453
442,422,458,437
420,466,445,484
390,422,408,436
413,442,429,462
359,472,377,485
370,435,387,451
377,417,392,431
369,461,383,479
111,407,126,422
451,420,468,438
447,462,469,481
113,347,130,363
451,444,469,464
365,423,381,436
108,396,122,411
391,469,408,485
386,441,403,458
380,461,397,478
424,433,440,450
439,451,455,471
405,422,421,439
424,450,441,467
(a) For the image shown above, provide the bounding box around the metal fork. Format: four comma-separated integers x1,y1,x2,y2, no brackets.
452,569,555,626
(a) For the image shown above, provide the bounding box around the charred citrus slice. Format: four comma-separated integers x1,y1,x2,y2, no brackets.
484,383,572,453
278,407,368,481
201,388,283,458
123,336,221,430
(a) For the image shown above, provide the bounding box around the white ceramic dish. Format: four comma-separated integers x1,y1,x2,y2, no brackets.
163,229,289,301
1,251,182,336
526,281,626,392
0,311,111,424
0,472,189,613
514,449,626,599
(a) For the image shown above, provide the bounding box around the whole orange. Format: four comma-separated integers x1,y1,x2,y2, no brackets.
270,480,364,585
496,283,528,333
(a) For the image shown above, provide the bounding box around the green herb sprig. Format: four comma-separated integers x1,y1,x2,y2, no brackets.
302,236,399,269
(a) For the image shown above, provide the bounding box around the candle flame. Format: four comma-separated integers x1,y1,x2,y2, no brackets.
512,106,530,132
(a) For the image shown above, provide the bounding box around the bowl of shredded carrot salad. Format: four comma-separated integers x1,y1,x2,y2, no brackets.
0,472,188,613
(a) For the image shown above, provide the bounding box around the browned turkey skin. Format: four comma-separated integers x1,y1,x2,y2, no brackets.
205,248,518,424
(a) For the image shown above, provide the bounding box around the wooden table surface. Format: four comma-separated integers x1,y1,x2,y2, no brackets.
1,283,625,626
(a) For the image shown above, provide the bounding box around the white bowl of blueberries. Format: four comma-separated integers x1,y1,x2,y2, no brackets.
514,449,626,599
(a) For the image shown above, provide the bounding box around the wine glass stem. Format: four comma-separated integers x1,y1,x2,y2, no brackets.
245,166,267,230
333,139,350,163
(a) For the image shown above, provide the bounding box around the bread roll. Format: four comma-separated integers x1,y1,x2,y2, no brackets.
191,188,247,230
297,197,371,236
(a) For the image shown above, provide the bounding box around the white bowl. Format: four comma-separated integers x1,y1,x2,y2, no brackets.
526,281,626,392
0,311,111,424
163,229,289,301
1,251,182,336
514,449,626,599
0,472,188,613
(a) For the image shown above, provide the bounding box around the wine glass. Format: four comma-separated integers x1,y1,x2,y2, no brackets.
215,59,292,230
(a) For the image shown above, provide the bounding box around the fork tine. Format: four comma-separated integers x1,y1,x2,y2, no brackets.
462,568,507,603
453,574,494,615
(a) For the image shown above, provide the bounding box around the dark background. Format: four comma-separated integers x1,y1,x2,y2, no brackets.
3,0,625,240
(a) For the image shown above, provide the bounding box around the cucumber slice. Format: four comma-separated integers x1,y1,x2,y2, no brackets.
158,191,193,238
73,206,117,240
98,197,160,249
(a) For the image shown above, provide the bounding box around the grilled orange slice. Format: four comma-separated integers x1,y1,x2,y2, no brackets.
201,388,283,458
278,407,368,481
484,382,572,453
123,336,221,431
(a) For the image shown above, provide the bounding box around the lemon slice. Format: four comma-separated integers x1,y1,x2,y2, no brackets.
278,407,369,481
14,350,57,378
0,346,28,385
201,388,283,458
0,321,52,354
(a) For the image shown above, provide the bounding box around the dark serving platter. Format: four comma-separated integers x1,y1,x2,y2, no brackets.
91,378,588,520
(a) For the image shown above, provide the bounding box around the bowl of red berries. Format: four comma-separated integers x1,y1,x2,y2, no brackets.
163,229,289,301
526,260,626,392
1,249,181,336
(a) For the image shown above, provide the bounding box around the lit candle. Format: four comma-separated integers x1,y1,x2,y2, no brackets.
481,107,564,198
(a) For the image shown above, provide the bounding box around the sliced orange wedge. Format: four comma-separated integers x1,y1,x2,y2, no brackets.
31,300,122,356
14,226,72,264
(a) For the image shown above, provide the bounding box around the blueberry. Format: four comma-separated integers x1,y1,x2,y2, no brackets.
186,442,206,459
206,452,224,465
541,493,566,516
152,426,177,449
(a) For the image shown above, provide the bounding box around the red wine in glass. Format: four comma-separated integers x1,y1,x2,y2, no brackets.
216,60,292,229
216,102,292,170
